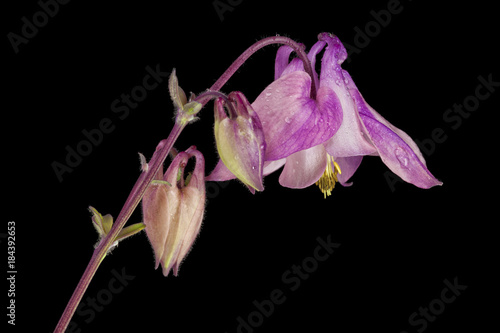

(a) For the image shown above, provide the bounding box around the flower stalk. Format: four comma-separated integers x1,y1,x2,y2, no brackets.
54,32,442,333
54,117,186,333
207,35,317,98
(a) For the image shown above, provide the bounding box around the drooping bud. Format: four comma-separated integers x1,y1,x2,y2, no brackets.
142,145,205,277
213,91,266,192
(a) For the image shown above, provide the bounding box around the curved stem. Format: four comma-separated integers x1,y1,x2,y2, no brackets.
55,34,315,333
54,117,187,333
194,90,237,117
209,35,316,99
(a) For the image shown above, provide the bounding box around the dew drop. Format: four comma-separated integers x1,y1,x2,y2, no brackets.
285,117,291,124
395,147,409,168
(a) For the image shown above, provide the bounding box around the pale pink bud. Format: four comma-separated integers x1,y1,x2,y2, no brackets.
142,146,205,276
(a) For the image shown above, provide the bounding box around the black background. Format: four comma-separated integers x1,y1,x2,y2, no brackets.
3,0,498,332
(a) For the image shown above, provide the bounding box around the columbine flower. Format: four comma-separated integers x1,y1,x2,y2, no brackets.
207,39,343,187
209,33,441,196
141,145,205,277
272,33,442,196
213,91,266,192
319,33,441,191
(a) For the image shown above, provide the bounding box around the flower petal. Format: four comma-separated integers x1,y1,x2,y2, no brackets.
171,185,205,276
206,158,236,182
263,158,286,176
343,71,442,189
275,45,294,80
279,40,326,86
143,183,175,269
279,145,327,189
335,156,363,187
319,33,377,158
252,71,342,161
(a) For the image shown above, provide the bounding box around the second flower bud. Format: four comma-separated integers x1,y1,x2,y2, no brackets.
214,91,266,192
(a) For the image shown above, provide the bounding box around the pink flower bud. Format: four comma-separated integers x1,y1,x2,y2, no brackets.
142,146,205,276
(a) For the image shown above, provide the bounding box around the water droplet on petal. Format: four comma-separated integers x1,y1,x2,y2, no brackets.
285,117,291,124
395,147,409,168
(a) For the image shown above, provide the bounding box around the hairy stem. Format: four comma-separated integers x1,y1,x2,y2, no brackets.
55,34,311,332
54,117,186,333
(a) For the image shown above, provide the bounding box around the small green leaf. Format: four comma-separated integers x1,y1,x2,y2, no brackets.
183,101,202,115
115,222,146,243
168,69,187,108
90,206,106,237
101,214,114,235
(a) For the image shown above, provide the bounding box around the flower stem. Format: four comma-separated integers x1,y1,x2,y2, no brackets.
55,35,312,333
209,35,317,99
54,117,187,333
194,90,237,117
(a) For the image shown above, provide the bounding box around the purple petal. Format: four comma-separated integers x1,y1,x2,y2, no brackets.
319,34,377,158
335,156,363,187
281,58,304,77
252,71,342,161
263,158,286,176
275,45,294,80
343,70,442,189
206,158,236,182
279,145,327,189
279,40,326,87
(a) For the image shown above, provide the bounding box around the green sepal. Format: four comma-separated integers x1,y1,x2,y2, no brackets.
115,222,146,243
90,206,145,251
168,68,202,125
90,206,113,238
168,68,188,108
183,101,202,115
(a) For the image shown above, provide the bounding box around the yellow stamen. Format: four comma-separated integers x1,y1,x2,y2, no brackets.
315,155,342,199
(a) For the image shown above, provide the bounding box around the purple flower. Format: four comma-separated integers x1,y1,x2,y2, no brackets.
209,33,441,196
318,33,442,191
207,39,343,188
